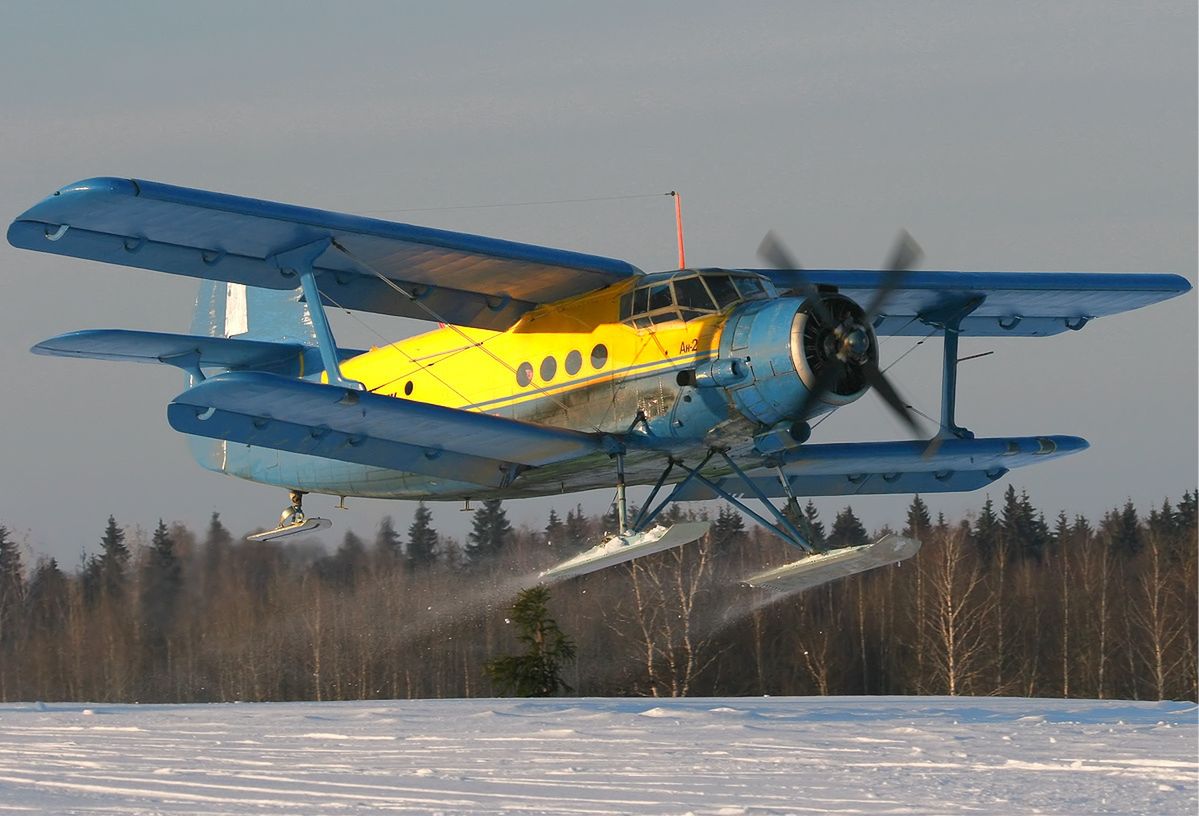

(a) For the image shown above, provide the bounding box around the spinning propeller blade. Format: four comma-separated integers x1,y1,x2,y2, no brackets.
756,228,929,439
864,229,923,321
757,230,836,328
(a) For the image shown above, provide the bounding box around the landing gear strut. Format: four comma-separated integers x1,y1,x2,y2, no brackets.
247,489,332,542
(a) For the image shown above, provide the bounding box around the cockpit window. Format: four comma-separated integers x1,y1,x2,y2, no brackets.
648,284,673,311
674,277,716,312
621,271,770,329
705,275,740,308
734,276,764,298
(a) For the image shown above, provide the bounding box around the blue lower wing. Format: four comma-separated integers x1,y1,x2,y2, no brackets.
673,435,1088,500
167,372,602,488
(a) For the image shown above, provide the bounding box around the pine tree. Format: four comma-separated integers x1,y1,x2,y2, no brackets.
1053,510,1071,548
709,505,748,551
319,530,368,585
903,495,933,539
405,503,438,570
1000,486,1047,560
202,512,232,594
0,525,25,650
802,500,826,547
973,495,1001,561
375,515,403,564
466,499,513,563
600,501,621,536
712,505,747,552
564,504,590,553
1109,499,1143,557
1176,490,1197,532
485,586,576,696
98,515,129,598
25,558,68,634
544,508,566,547
828,506,870,549
140,519,181,657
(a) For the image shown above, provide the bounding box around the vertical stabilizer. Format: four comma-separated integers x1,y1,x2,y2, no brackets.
187,282,317,472
190,281,318,345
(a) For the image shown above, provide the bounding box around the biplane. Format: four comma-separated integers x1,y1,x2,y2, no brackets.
8,178,1190,591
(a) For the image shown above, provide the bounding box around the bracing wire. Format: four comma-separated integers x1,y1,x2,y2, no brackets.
360,192,673,216
325,240,606,432
808,318,938,433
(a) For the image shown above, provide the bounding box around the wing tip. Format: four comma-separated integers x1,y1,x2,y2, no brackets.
56,176,139,197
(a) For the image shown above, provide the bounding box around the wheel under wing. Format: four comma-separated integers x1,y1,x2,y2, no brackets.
167,372,608,489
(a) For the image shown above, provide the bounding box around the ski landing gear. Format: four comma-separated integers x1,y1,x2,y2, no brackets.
539,446,923,594
742,534,922,594
540,451,711,582
247,490,332,542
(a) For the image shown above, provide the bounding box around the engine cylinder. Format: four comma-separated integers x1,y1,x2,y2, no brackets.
718,295,873,426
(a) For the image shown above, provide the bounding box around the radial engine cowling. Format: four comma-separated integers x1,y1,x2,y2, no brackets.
717,294,875,427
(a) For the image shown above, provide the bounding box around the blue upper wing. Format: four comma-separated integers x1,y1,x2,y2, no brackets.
8,178,642,331
757,269,1191,336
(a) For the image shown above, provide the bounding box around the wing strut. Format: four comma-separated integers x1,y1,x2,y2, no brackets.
270,238,363,391
633,449,815,553
920,296,984,439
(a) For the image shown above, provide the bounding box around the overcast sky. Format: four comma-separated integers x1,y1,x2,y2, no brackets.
1,1,1194,564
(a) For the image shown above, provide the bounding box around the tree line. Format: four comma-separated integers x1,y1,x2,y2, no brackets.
0,486,1194,702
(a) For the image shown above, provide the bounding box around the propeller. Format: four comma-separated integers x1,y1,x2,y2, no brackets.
757,230,928,439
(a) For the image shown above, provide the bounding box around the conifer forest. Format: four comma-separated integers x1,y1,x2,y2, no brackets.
0,486,1195,703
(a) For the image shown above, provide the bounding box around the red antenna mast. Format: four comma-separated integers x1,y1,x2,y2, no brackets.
670,191,686,269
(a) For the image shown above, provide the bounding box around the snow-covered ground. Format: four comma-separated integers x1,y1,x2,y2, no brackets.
0,697,1194,815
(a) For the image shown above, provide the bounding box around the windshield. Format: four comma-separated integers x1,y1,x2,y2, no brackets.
621,272,769,328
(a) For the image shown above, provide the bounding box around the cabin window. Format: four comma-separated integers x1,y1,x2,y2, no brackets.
564,349,582,375
516,362,533,387
540,355,557,382
590,344,608,369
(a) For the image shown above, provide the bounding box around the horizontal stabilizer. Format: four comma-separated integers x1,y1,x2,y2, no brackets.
168,371,602,488
32,329,345,377
744,534,921,594
9,178,641,331
540,522,711,582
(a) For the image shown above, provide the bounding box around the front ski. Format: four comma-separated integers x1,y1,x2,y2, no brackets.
247,516,332,542
540,521,712,582
743,533,921,594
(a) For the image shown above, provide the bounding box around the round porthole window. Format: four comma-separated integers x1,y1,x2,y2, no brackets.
590,343,608,369
516,362,534,387
404,381,414,396
540,355,557,382
564,349,582,375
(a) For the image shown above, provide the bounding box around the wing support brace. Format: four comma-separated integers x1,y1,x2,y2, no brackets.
269,238,364,391
921,296,984,440
630,449,815,553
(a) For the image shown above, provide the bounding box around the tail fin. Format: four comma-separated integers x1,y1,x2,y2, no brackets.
191,281,317,345
188,281,316,474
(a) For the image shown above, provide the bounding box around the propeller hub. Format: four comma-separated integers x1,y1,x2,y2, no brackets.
841,325,871,361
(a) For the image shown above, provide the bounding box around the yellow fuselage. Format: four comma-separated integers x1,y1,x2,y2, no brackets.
339,279,722,434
